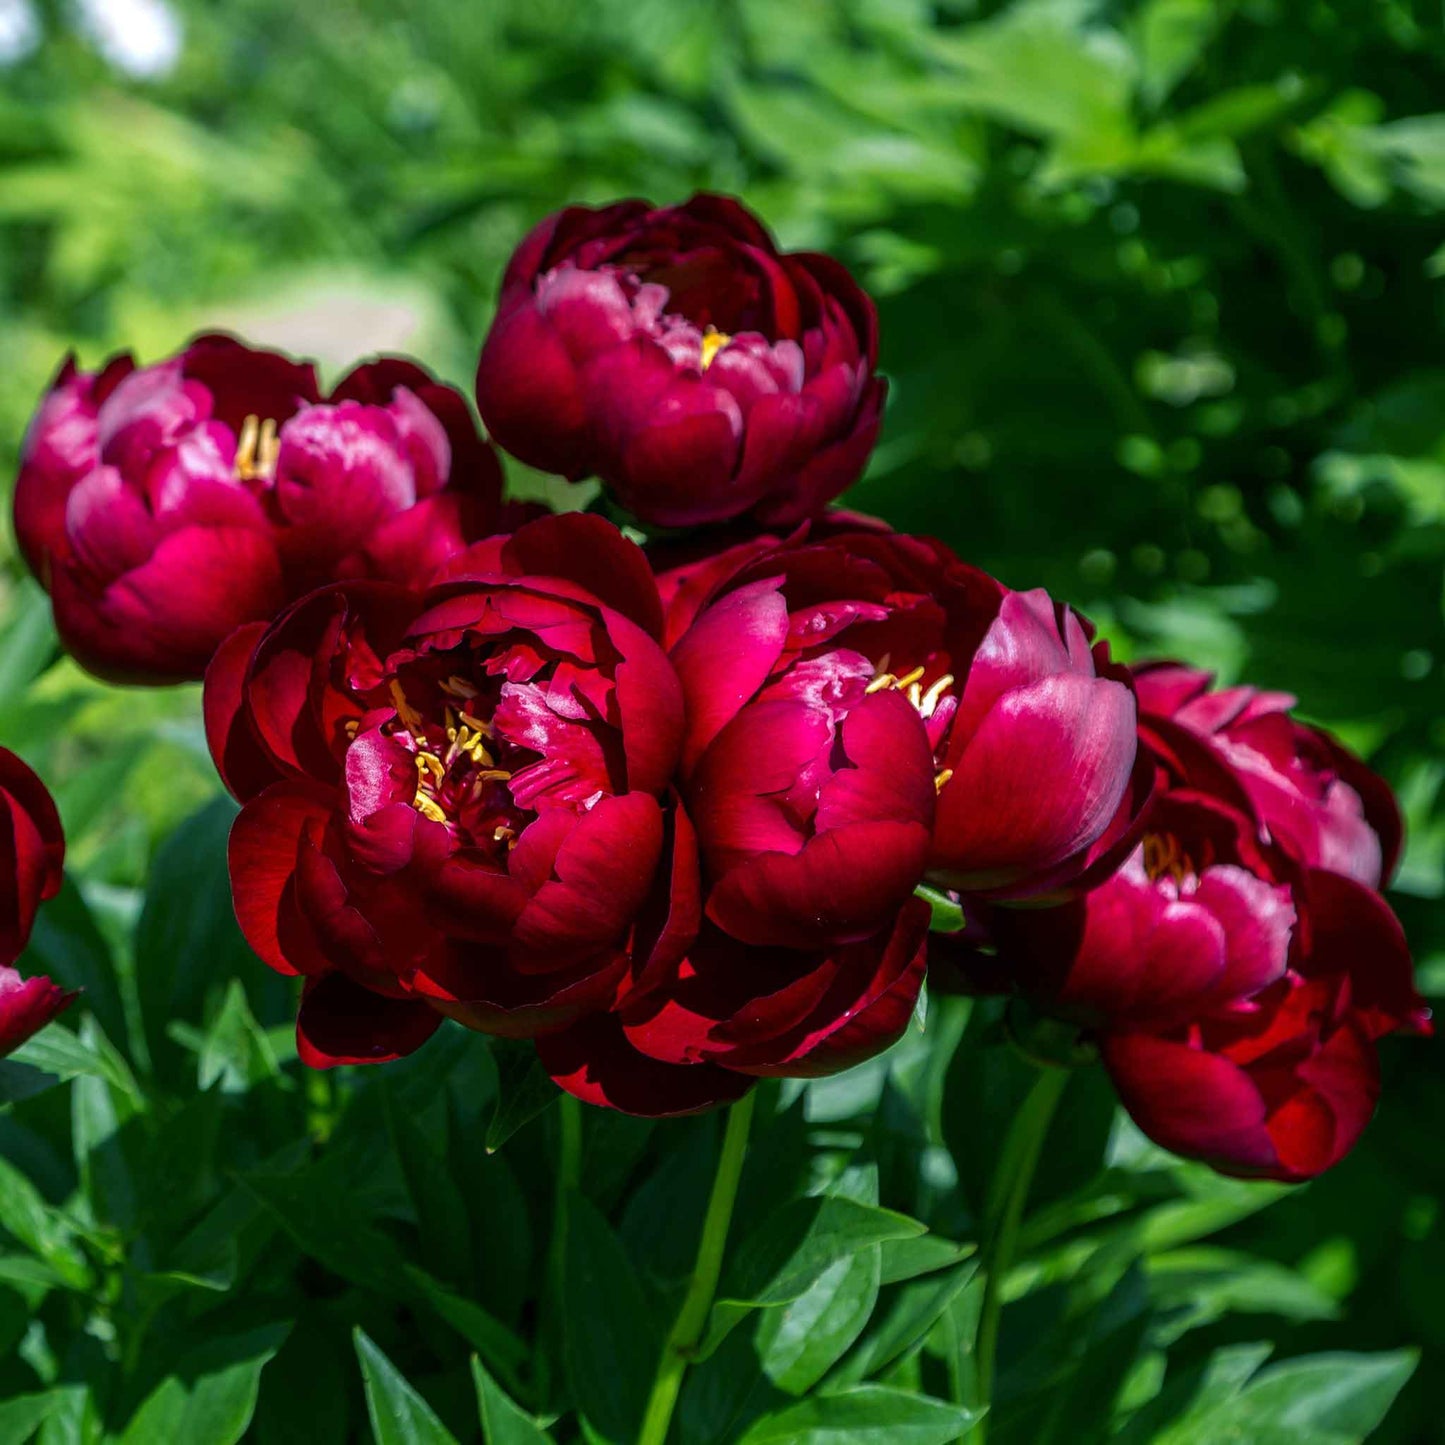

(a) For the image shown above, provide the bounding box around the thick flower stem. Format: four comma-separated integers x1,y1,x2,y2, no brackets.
966,1065,1069,1445
637,1091,757,1445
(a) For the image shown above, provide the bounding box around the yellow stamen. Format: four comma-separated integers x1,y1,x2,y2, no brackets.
934,768,954,793
907,682,923,709
894,666,927,691
474,768,512,784
414,794,448,824
389,680,425,738
234,413,280,482
415,751,445,785
460,711,491,736
699,326,732,370
864,673,895,695
493,825,517,847
442,675,478,699
919,674,955,719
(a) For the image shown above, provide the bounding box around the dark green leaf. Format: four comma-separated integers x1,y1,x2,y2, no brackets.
562,1195,659,1445
485,1039,559,1152
354,1329,460,1445
471,1358,554,1445
736,1385,980,1443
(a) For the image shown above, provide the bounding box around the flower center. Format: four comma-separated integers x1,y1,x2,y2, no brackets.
387,674,521,850
1142,832,1202,884
866,654,957,792
235,414,280,482
699,326,732,370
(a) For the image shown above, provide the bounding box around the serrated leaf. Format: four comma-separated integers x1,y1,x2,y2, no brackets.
736,1385,979,1443
355,1330,460,1445
472,1358,554,1445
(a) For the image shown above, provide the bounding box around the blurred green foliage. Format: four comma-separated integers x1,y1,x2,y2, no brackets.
1,0,1443,1440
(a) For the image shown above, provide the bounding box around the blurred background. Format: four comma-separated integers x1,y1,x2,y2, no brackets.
0,0,1442,1437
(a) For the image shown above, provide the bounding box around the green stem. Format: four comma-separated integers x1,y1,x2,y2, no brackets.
966,1065,1069,1444
637,1091,756,1445
549,1093,583,1286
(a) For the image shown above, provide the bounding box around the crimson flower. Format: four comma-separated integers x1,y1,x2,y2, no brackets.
474,195,884,529
15,335,504,682
205,513,684,1069
655,519,1147,914
982,664,1430,1181
1,749,75,1057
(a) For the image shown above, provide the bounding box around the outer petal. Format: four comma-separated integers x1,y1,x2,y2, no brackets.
204,621,282,802
0,966,78,1057
228,782,335,977
295,972,442,1068
51,525,286,684
930,672,1137,895
536,1012,751,1117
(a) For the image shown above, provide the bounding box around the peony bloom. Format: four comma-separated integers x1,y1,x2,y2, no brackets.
983,663,1430,1181
14,335,504,683
1132,662,1402,890
474,195,885,529
205,513,685,1068
1,749,75,1056
654,519,1147,916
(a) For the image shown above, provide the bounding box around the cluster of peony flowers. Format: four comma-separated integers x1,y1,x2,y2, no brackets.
6,195,1429,1180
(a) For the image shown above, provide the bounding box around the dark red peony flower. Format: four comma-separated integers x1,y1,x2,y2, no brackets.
979,662,1430,1182
1132,662,1402,890
0,748,76,1057
655,519,1146,918
205,514,684,1069
474,195,885,529
15,335,504,683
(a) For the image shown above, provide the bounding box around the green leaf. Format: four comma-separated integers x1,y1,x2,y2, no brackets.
196,979,282,1094
355,1329,460,1445
133,797,276,1089
562,1195,660,1445
10,1022,141,1104
1153,1349,1419,1445
471,1358,555,1445
0,1391,58,1445
756,1245,882,1395
0,1155,92,1290
831,1260,978,1386
704,1198,926,1358
913,885,965,934
119,1324,289,1445
485,1039,559,1152
737,1386,979,1443
386,1082,474,1292
70,1018,139,1230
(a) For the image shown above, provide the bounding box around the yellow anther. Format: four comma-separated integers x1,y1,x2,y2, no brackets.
493,825,517,847
414,794,449,823
934,768,954,793
894,666,927,690
699,326,732,370
389,680,425,737
459,711,491,736
919,674,955,719
343,718,360,740
441,675,478,699
864,673,895,695
234,413,280,481
415,751,445,785
907,682,923,709
474,768,513,784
